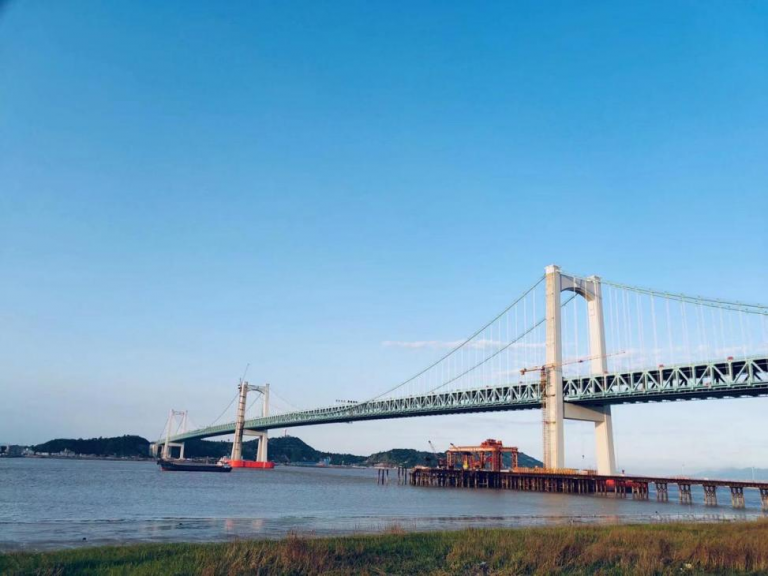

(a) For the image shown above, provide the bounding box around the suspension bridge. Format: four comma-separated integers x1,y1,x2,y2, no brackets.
154,265,768,475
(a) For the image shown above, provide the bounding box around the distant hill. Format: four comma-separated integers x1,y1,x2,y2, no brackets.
32,435,149,457
31,434,543,468
184,436,366,465
694,468,768,482
364,448,434,468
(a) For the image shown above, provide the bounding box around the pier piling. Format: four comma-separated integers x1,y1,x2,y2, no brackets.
703,485,718,507
730,486,745,509
408,468,768,511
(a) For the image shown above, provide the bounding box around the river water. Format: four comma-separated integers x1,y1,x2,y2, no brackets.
1,458,764,551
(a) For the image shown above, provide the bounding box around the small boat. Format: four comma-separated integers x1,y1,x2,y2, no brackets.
157,459,232,473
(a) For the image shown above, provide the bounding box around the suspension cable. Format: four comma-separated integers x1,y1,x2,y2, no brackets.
424,293,578,395
596,279,768,315
207,391,240,428
361,275,546,403
270,388,303,412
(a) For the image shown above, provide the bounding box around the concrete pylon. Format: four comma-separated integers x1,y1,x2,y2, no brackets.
231,382,270,462
230,382,249,461
544,265,617,475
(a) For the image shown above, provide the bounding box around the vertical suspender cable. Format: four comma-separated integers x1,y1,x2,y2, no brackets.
514,302,519,376
616,286,623,369
696,301,706,359
665,298,674,365
762,314,768,354
533,290,544,365
738,310,748,359
709,307,719,360
506,307,510,383
622,289,632,370
719,308,726,359
635,291,645,366
574,290,579,376
727,309,735,360
524,292,528,371
608,285,616,370
651,294,659,366
680,300,690,364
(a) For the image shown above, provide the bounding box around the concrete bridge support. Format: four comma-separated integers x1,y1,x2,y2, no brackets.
544,265,617,475
655,482,669,502
730,486,745,508
244,430,269,462
703,485,718,506
760,489,768,511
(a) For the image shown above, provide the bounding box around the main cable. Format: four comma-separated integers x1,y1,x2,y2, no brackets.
207,391,240,428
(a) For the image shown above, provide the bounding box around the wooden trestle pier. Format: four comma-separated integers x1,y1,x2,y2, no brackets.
409,467,768,510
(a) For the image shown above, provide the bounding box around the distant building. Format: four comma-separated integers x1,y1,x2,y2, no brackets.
0,445,25,457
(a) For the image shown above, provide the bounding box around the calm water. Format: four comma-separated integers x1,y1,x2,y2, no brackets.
1,458,764,551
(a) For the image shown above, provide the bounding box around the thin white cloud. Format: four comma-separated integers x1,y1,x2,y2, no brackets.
382,339,545,351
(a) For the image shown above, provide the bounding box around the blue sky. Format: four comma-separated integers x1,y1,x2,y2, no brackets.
1,2,766,473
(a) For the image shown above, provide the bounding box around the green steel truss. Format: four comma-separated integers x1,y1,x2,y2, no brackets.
563,356,768,404
163,356,768,443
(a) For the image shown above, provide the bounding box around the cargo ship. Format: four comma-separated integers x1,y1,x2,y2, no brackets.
157,459,232,473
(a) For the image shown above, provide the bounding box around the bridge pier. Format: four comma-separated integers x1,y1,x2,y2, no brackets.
655,482,669,502
244,430,269,462
632,482,649,500
678,483,693,504
545,265,616,475
703,484,718,506
730,486,745,509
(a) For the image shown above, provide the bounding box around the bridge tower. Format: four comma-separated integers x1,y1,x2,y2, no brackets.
159,409,187,460
230,381,270,465
544,265,616,475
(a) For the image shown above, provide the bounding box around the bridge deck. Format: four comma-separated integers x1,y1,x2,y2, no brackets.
163,356,767,443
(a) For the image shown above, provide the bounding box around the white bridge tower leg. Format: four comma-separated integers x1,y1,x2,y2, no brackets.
544,265,565,470
257,384,269,462
584,278,616,475
545,265,616,475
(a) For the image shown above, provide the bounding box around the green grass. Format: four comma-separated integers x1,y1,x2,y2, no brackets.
3,521,768,575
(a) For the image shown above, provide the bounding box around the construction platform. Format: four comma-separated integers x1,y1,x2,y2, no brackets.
409,467,768,510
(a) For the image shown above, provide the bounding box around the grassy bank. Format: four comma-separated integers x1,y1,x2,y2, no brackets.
2,521,768,575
